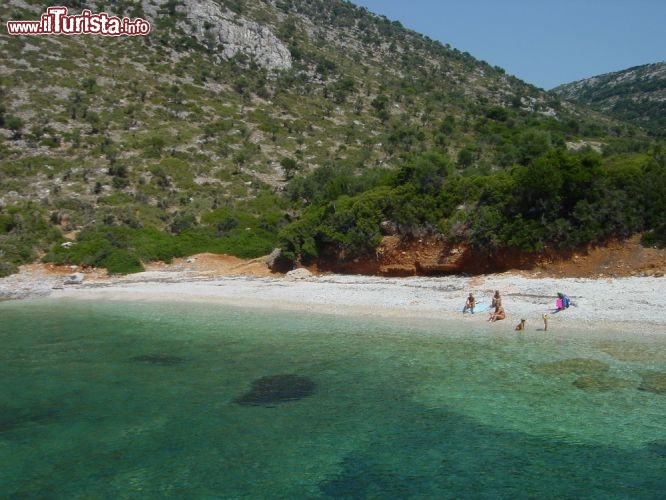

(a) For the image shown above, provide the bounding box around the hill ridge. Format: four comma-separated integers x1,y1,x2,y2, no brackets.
551,61,666,137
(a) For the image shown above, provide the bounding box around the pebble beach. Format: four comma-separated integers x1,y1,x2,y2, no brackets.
2,264,665,335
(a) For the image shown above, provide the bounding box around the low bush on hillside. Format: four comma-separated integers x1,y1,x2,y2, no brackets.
42,205,280,273
0,202,62,277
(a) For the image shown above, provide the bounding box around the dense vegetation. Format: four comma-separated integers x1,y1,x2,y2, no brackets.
0,0,664,277
278,144,666,263
41,192,285,273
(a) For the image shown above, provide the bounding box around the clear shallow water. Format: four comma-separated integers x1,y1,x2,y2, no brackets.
1,299,665,499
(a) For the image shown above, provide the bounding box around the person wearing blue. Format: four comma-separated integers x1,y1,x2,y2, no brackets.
556,292,570,311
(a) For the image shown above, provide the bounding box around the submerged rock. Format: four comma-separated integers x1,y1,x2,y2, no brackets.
0,404,61,433
599,342,664,362
131,354,186,366
532,358,609,376
647,440,666,458
572,375,634,392
235,374,316,406
638,372,666,395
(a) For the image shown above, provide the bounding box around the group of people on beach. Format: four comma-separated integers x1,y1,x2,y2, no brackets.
462,290,505,321
463,290,569,331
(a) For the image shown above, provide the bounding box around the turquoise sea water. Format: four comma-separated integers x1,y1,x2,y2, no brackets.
1,298,665,499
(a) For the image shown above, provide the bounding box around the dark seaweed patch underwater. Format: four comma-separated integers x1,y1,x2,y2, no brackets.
234,374,316,406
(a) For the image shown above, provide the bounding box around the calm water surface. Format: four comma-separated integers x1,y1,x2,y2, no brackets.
1,298,665,498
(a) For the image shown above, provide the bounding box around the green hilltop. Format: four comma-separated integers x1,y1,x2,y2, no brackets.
0,0,664,276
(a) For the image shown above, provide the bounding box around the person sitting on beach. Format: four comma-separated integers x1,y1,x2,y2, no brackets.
515,318,526,331
462,293,476,314
555,292,570,311
488,306,506,323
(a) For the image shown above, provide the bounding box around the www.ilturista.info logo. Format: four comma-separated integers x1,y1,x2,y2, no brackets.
6,7,151,36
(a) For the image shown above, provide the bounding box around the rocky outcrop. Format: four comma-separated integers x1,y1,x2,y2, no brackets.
311,234,666,278
285,268,312,280
373,235,470,276
176,0,292,71
266,248,293,273
639,372,666,395
64,272,84,285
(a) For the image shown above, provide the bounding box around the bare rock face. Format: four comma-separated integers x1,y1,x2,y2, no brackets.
266,248,293,273
285,268,312,280
177,0,292,71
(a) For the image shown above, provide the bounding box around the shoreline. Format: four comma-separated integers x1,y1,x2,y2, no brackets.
2,265,665,335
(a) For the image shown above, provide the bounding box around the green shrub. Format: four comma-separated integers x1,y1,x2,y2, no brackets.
641,224,666,248
0,203,63,275
214,227,277,258
102,249,144,274
43,225,147,273
0,213,15,234
130,227,176,263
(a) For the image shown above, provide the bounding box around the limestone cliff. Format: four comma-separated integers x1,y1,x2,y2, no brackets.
175,0,292,71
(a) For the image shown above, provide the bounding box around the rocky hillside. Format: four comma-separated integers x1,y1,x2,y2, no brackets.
552,62,666,138
0,0,662,277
